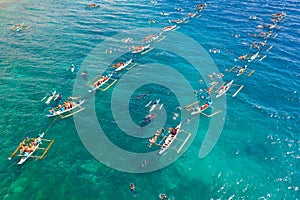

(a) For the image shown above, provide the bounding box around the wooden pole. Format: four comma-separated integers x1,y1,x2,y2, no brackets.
141,47,154,55
232,85,244,97
85,75,100,86
101,79,117,92
177,133,191,153
9,139,25,158
40,140,54,159
126,63,137,71
61,107,85,119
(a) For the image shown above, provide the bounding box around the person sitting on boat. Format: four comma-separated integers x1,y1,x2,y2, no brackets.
136,46,143,51
200,103,209,110
24,151,29,159
171,128,178,136
65,101,70,109
48,108,55,115
96,80,101,86
32,133,43,146
26,143,34,153
112,61,121,68
19,142,26,154
16,24,22,31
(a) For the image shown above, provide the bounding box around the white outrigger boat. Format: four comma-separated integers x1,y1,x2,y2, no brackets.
149,99,160,112
216,80,234,98
248,51,259,62
169,18,186,24
184,101,221,117
229,65,255,77
131,44,151,54
114,58,133,71
9,132,54,165
88,74,112,92
159,122,182,154
191,103,210,115
142,34,162,43
47,100,85,118
161,25,177,32
17,133,44,165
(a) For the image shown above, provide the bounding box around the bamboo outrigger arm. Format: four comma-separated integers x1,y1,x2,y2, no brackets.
60,107,85,119
100,79,118,92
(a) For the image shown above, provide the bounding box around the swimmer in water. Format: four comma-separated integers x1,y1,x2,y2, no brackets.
130,183,137,197
71,64,75,72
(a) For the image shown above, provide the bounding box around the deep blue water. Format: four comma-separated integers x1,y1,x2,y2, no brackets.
0,0,299,199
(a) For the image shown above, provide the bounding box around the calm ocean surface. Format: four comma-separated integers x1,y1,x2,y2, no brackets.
0,0,299,199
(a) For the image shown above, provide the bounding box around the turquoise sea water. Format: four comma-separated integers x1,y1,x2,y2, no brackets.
0,0,299,199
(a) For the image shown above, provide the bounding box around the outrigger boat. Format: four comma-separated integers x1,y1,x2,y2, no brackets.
87,73,117,92
216,80,234,98
186,12,196,18
215,80,244,98
184,101,221,117
142,34,162,43
113,58,133,71
47,99,85,119
229,65,255,77
131,44,151,54
161,25,177,32
248,51,259,62
191,103,210,115
87,3,100,8
149,99,160,112
8,132,54,165
169,18,186,24
272,12,287,19
159,122,182,154
10,24,30,32
88,74,112,92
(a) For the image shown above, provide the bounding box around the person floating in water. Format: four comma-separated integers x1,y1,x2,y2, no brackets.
71,64,75,72
159,193,170,200
130,183,137,197
140,160,147,168
81,71,88,81
54,94,62,106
